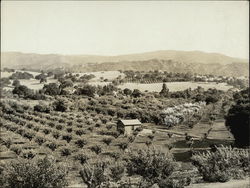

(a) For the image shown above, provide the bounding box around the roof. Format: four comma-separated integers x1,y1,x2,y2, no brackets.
118,119,141,126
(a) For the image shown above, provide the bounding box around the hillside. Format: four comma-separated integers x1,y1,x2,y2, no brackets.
1,51,248,76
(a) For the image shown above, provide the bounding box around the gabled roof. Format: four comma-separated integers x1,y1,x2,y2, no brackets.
119,119,141,126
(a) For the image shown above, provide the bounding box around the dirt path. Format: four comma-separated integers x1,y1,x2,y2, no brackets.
186,178,250,188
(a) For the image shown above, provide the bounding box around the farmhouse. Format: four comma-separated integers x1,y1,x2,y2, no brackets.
117,119,142,135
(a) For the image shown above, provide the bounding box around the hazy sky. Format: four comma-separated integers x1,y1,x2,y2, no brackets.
1,1,249,59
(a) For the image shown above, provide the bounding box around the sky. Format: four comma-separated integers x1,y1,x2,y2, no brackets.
1,1,249,59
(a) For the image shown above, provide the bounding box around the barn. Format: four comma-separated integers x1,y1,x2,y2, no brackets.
117,119,142,135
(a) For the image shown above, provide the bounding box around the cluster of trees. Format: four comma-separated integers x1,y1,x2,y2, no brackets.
9,71,34,80
161,102,206,127
225,88,249,147
226,78,249,89
121,70,194,83
169,86,223,104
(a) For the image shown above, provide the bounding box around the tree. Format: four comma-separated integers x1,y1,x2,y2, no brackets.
1,156,68,188
131,89,142,98
159,83,169,97
43,83,61,96
12,79,20,87
123,88,132,96
126,148,176,186
40,77,47,83
12,85,33,98
225,89,249,147
60,79,74,89
0,78,11,87
75,85,96,97
52,98,69,112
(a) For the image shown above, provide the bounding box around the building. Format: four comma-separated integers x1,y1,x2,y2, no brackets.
117,119,142,135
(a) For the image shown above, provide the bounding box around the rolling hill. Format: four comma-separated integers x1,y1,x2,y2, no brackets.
1,51,248,76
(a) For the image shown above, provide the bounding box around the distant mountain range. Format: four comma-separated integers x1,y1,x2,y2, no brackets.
1,51,248,76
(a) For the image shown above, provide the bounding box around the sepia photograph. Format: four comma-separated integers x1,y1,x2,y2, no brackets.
0,1,249,188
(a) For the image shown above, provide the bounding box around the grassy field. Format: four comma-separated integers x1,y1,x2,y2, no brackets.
118,82,233,92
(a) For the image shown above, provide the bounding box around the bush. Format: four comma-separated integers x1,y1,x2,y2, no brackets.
74,153,89,165
34,136,46,145
1,156,68,188
118,142,128,151
102,137,113,145
21,150,36,159
60,147,72,157
126,148,176,185
46,142,58,151
90,145,102,155
79,161,107,188
34,103,51,113
75,139,87,148
158,177,191,188
75,129,86,136
52,131,60,139
56,124,63,130
62,134,72,143
10,145,22,155
191,146,250,182
109,162,125,182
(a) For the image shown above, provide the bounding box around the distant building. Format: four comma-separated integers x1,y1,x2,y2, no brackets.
117,119,142,135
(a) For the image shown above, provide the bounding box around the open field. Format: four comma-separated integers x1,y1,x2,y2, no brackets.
118,82,233,92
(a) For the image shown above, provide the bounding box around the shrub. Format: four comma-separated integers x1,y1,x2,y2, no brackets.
34,136,46,145
60,147,72,157
106,124,113,130
191,146,250,182
33,126,40,132
34,104,51,113
1,156,68,188
66,128,73,133
48,122,55,128
21,150,36,159
79,161,107,188
102,137,113,146
75,129,86,136
126,148,176,185
128,136,135,143
118,142,128,151
109,162,125,182
56,124,63,130
10,145,22,155
46,142,58,151
74,153,89,165
42,128,51,135
158,177,191,188
52,131,60,139
75,139,87,148
23,131,35,140
107,152,120,161
26,123,34,129
90,145,102,155
3,138,12,148
62,134,72,143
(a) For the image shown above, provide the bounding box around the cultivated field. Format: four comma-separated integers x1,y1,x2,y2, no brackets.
118,82,233,92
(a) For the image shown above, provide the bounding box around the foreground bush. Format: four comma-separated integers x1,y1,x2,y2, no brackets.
126,148,176,185
1,156,68,188
79,161,107,188
191,145,249,182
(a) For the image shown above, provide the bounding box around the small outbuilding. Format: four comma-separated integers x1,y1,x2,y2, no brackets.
117,119,142,135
